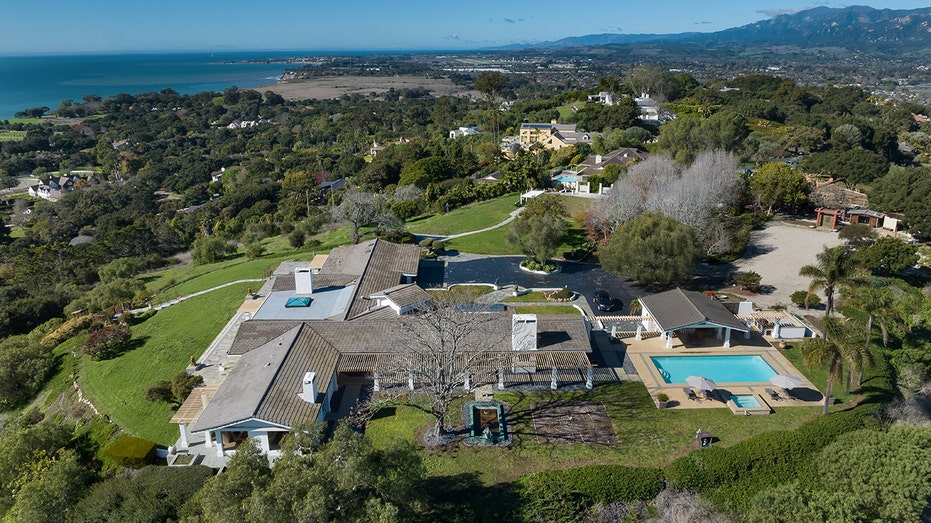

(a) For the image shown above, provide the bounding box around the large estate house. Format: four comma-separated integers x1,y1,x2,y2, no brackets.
173,239,594,460
518,121,595,151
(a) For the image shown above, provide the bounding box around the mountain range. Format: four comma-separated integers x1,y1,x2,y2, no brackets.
498,5,931,56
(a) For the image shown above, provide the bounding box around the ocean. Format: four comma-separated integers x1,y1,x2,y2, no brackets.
0,52,302,119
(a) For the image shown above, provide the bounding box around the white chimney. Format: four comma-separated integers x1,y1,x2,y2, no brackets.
299,371,318,403
512,314,538,351
595,155,603,164
294,267,313,295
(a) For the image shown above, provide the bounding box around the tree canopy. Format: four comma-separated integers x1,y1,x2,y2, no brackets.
600,212,701,286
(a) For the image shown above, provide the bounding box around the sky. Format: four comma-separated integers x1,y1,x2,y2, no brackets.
3,1,931,55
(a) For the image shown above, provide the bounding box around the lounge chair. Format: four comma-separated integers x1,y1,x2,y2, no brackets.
782,388,798,400
683,387,700,402
702,389,717,401
765,388,782,401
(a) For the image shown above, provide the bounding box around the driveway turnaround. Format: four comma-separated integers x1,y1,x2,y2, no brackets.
433,253,647,315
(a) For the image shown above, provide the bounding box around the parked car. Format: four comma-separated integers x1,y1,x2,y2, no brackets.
593,290,616,312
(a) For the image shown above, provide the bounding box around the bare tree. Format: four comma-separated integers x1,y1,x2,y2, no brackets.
330,186,382,244
391,296,509,439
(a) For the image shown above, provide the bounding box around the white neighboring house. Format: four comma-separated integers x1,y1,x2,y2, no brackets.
28,174,78,202
587,91,614,105
449,126,479,139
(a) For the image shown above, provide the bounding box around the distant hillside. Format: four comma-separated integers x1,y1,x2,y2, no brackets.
504,5,931,56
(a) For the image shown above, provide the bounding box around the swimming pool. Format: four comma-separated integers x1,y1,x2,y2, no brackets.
553,175,577,184
650,355,777,384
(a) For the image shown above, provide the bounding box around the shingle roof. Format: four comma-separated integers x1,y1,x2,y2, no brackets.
639,288,749,333
343,239,420,319
191,324,340,432
375,283,432,309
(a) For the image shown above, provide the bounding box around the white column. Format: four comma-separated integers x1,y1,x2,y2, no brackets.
716,327,723,339
372,371,380,392
611,325,617,338
745,324,751,339
724,328,732,349
408,372,414,391
179,423,189,449
204,430,214,448
660,331,666,340
635,324,642,341
498,369,505,390
585,368,593,390
665,332,673,349
463,371,470,391
215,431,224,457
550,368,558,390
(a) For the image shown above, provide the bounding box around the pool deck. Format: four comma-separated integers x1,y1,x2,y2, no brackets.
623,330,821,411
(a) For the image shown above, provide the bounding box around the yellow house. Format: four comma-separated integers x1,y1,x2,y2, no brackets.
518,120,594,151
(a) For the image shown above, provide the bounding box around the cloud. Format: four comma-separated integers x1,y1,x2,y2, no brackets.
694,21,712,25
504,17,516,24
444,34,460,41
599,25,623,33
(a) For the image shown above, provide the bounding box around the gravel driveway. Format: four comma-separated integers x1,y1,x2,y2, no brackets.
727,221,844,312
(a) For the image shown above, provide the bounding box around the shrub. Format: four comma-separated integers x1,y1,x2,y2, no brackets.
392,200,420,221
732,271,762,292
106,436,157,469
419,238,434,249
790,290,820,308
516,465,664,519
548,286,573,301
145,371,203,404
83,323,132,360
288,229,306,248
144,380,173,403
40,314,95,347
657,393,670,402
431,239,445,252
244,241,266,259
123,308,156,326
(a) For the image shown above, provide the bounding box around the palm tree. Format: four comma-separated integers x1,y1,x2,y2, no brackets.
843,283,895,388
799,246,860,317
802,317,872,414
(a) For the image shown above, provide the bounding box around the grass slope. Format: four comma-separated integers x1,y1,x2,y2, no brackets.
79,284,249,445
406,194,520,235
366,382,822,485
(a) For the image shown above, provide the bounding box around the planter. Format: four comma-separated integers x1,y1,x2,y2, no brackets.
518,264,562,275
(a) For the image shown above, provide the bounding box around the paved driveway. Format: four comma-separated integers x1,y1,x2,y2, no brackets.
428,253,647,315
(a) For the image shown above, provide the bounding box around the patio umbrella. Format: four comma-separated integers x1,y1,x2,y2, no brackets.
770,374,803,389
686,375,717,391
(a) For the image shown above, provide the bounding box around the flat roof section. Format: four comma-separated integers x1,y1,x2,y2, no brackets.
252,285,356,321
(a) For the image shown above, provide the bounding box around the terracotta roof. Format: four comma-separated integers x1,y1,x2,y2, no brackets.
639,288,749,333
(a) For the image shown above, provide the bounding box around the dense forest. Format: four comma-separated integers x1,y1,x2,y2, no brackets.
0,62,930,521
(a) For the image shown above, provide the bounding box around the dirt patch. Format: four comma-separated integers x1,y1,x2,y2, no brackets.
263,76,479,101
531,400,617,445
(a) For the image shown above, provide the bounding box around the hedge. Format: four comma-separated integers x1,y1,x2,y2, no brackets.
515,464,665,520
106,435,157,469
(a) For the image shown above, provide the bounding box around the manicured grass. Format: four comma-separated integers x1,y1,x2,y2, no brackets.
406,193,520,235
445,227,521,255
779,342,854,409
514,305,580,315
556,194,594,220
365,382,822,485
446,226,587,257
79,284,250,445
143,254,304,298
502,292,548,303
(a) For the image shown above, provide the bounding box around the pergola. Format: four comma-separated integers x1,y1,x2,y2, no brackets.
638,288,750,349
519,189,546,205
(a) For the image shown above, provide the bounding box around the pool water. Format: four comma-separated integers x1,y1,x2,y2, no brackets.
553,175,577,183
650,355,777,384
731,394,762,408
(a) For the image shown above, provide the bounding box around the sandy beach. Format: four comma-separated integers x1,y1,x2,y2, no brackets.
262,75,479,101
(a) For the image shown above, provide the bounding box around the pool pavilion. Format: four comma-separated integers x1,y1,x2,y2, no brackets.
638,288,750,349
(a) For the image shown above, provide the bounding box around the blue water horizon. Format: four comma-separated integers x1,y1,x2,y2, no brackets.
0,50,423,119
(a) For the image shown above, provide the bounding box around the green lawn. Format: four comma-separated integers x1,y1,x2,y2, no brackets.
514,305,580,315
406,193,520,235
79,284,250,445
446,225,587,257
365,382,823,485
502,292,548,303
